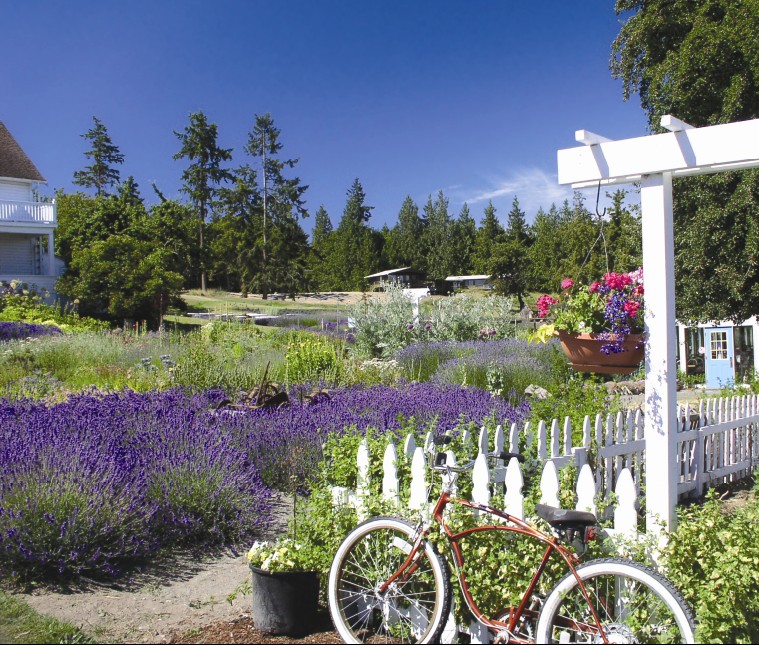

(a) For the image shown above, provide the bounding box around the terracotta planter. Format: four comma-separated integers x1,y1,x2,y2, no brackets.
250,566,319,635
557,331,645,375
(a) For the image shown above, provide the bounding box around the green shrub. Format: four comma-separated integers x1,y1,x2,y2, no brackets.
285,333,345,384
665,487,759,643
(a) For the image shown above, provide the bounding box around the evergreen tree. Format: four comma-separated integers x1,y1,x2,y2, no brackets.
173,111,233,292
527,205,563,292
505,196,530,244
472,201,506,274
330,179,380,290
606,189,642,273
422,191,456,281
73,117,125,196
450,203,477,276
243,113,309,298
491,197,532,308
384,196,426,271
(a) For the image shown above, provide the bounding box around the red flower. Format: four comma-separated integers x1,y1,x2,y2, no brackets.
589,281,601,293
561,278,574,290
624,301,641,317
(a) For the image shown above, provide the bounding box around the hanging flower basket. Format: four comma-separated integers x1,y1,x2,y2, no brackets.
558,330,645,375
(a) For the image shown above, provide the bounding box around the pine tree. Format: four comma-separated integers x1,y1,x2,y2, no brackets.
422,191,456,281
384,196,426,271
450,203,477,276
173,112,233,292
331,179,380,290
244,113,309,298
472,201,506,274
73,117,125,196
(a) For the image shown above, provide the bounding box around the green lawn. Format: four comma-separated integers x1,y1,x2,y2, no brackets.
0,592,93,644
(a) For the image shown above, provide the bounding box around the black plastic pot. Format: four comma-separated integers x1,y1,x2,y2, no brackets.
250,566,319,635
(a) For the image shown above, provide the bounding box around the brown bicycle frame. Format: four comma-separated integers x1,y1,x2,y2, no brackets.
380,489,608,643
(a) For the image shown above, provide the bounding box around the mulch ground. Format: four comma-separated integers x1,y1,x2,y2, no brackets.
169,611,343,644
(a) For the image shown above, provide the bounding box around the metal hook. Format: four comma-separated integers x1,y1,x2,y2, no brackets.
595,181,606,219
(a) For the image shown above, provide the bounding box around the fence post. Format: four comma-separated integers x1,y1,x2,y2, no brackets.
356,439,370,519
408,447,427,512
575,463,596,514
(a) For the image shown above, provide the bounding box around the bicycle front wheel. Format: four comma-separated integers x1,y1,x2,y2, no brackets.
328,516,451,644
535,558,696,643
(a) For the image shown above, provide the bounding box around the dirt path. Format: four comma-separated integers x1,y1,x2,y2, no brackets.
16,495,294,644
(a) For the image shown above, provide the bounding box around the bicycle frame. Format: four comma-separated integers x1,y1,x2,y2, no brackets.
380,487,606,643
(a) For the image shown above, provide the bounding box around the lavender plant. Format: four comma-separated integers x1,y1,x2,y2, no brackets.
0,389,272,579
0,382,522,579
396,338,568,398
0,322,62,341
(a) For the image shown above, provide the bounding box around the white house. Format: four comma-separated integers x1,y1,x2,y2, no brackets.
0,121,60,299
444,274,492,290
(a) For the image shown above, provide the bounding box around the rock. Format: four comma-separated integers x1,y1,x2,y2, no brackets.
525,384,550,399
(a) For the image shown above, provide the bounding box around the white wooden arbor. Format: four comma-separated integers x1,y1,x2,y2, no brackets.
557,116,759,532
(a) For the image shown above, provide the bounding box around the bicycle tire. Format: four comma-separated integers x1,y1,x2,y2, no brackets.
535,557,696,643
328,516,451,644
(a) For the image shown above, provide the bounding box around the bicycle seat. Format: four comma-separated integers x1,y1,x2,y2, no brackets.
535,504,596,530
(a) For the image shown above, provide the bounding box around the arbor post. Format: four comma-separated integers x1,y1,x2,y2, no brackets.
640,172,679,533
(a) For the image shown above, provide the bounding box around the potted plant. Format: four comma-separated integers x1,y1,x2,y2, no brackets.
247,537,320,635
531,268,645,374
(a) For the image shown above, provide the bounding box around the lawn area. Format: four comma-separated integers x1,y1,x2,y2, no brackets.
0,592,92,644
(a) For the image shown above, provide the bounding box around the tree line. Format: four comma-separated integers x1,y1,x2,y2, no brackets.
55,0,759,325
55,113,641,322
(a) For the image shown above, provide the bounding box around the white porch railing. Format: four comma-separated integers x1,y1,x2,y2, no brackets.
0,200,56,225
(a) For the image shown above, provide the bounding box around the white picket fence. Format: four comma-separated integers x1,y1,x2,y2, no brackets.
328,394,758,644
328,394,759,644
331,422,641,536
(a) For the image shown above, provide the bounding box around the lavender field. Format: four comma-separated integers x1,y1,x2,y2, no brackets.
0,382,529,579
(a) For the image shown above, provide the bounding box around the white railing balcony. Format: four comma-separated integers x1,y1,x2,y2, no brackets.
0,200,56,226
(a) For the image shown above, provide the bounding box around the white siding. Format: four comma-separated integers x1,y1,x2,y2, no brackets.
0,234,35,274
0,180,33,202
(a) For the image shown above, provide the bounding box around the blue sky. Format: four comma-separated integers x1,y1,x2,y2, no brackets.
1,1,647,231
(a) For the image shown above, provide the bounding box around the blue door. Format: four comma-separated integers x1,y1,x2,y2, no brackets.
705,327,735,388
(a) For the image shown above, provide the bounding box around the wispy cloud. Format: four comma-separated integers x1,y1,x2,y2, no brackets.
453,167,573,222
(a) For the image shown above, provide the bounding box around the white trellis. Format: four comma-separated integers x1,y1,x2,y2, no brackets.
557,116,759,532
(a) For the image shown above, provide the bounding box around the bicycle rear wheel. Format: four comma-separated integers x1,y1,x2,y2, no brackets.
328,516,451,644
535,558,696,643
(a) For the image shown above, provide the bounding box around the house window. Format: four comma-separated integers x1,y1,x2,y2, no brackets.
710,331,728,360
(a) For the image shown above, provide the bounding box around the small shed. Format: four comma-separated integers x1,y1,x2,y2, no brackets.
444,274,492,290
678,318,759,388
364,267,426,290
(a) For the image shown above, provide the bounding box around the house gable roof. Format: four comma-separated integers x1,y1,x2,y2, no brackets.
0,121,46,182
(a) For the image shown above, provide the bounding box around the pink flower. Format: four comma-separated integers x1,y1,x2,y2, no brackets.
536,294,559,318
589,281,601,293
603,272,632,291
561,278,574,290
624,301,641,317
628,267,644,285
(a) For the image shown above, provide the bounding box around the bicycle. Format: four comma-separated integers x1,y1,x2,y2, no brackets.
327,435,695,643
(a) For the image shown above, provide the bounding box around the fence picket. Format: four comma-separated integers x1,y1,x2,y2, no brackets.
614,468,637,538
575,464,596,514
539,461,560,507
504,457,524,520
382,441,399,506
